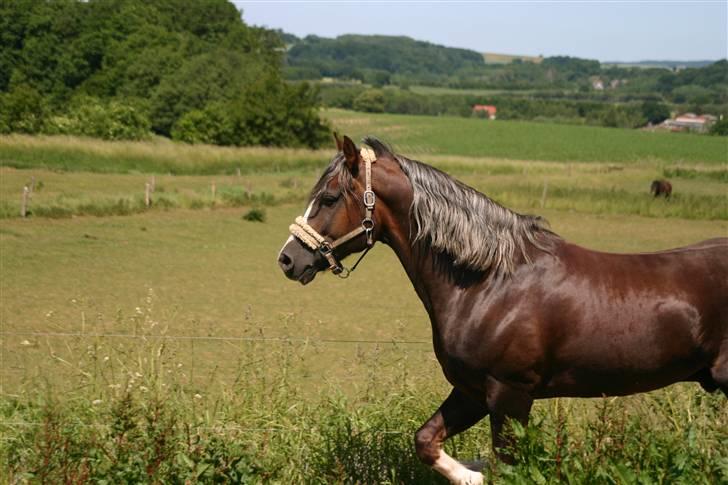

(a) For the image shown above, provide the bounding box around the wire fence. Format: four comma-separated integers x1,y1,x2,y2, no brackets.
0,420,424,435
0,329,439,436
0,329,443,437
0,330,430,346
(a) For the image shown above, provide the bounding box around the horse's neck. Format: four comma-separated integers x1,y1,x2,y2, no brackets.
385,226,473,321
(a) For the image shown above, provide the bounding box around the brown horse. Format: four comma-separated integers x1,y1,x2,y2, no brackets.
278,135,727,485
651,179,672,198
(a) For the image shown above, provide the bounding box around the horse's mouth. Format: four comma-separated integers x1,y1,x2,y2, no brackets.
297,266,318,285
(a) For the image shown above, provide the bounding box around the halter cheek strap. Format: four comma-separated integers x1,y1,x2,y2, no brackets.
288,147,377,277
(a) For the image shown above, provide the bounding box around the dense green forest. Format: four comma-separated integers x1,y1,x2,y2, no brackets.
2,2,725,143
285,34,485,86
0,0,329,147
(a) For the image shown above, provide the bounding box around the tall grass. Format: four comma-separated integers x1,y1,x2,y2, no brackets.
3,174,723,221
483,183,728,220
0,187,303,219
0,134,328,175
2,293,726,483
663,166,728,183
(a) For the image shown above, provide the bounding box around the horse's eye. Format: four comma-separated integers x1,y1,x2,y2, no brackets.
321,194,339,207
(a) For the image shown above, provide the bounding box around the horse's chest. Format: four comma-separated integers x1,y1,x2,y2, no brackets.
432,330,492,390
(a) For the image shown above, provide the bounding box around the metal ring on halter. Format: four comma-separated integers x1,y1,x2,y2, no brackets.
363,190,376,208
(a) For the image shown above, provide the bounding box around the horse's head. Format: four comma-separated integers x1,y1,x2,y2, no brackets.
278,134,387,284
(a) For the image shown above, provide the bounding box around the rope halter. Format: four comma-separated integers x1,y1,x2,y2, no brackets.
288,147,377,278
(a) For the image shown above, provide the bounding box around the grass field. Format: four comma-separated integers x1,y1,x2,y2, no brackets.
482,52,543,65
324,109,728,164
1,119,727,482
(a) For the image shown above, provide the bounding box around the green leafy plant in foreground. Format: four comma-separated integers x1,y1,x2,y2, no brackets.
1,291,726,484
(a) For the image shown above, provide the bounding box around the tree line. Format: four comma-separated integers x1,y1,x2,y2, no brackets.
0,0,330,147
319,84,722,130
284,34,728,113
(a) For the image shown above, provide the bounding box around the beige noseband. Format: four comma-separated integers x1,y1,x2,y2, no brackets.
288,148,376,277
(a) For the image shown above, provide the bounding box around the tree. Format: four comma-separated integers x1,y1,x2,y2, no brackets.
353,89,385,113
641,101,670,125
709,118,728,136
0,0,330,148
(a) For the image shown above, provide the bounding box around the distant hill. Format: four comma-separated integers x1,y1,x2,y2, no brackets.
284,34,485,84
483,52,543,64
603,60,719,69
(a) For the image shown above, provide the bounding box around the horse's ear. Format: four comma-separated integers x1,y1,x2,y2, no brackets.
333,132,343,151
342,135,360,175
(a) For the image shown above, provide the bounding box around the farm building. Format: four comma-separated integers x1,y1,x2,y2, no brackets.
662,113,717,133
473,104,497,120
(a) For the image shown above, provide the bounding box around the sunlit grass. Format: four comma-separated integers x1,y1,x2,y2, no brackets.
1,130,727,483
0,134,329,174
325,109,728,164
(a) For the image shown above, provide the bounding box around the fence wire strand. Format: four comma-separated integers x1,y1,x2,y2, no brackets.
1,332,437,436
0,330,429,346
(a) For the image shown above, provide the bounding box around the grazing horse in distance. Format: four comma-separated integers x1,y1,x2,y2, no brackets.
278,135,727,485
651,179,672,198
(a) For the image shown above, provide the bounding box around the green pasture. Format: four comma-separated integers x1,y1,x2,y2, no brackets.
2,204,727,389
2,205,727,482
1,131,726,221
325,109,728,164
1,129,727,482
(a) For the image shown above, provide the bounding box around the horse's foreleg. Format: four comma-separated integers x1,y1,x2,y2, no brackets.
486,378,534,464
415,387,488,485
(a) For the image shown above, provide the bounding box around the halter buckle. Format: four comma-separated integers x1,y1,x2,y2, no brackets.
363,190,375,209
319,241,333,255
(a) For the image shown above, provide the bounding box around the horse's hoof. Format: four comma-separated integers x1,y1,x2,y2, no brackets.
460,460,484,472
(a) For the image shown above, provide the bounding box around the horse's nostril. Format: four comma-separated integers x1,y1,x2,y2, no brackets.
278,252,293,272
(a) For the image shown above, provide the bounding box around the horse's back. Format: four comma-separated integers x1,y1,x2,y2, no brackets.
524,237,728,397
555,237,727,349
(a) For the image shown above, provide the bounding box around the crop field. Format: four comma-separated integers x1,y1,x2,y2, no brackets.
1,115,727,483
324,109,728,164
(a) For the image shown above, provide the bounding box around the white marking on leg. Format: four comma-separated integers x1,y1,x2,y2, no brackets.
278,200,315,257
432,451,483,485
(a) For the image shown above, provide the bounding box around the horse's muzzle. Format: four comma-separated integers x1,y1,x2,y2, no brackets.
278,245,321,285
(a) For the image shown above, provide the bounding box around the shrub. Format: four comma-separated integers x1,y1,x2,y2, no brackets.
0,84,48,134
709,118,728,136
46,96,151,140
242,208,266,222
171,106,230,145
353,89,386,113
172,79,329,149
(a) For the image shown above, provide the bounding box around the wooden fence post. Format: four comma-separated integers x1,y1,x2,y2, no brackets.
20,186,29,217
145,182,151,208
540,180,549,208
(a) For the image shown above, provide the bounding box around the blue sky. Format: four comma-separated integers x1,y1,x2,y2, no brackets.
234,1,727,62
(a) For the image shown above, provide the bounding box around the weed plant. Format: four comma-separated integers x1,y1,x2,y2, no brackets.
242,208,266,222
1,293,726,483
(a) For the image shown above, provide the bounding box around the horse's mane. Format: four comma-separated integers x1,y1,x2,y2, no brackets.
363,137,558,276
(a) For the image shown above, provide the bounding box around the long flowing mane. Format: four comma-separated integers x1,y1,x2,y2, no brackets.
363,137,558,275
